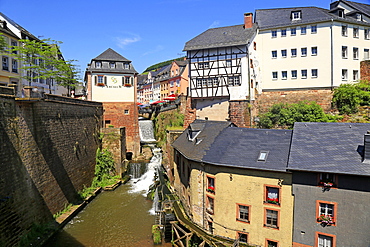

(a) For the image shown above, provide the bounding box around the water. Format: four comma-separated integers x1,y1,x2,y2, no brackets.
45,148,171,247
139,120,157,143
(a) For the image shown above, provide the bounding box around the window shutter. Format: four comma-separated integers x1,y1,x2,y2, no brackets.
94,75,97,85
104,76,107,85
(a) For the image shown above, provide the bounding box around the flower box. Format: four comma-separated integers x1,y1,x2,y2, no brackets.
124,84,132,87
266,198,279,204
207,186,215,194
96,83,105,87
317,214,334,225
319,181,335,187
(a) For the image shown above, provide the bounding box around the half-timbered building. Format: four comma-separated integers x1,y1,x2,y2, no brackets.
183,13,257,125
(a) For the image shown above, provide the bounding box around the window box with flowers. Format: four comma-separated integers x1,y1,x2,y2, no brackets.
317,214,334,226
319,181,335,187
124,84,132,87
207,176,215,194
96,83,105,87
207,186,215,194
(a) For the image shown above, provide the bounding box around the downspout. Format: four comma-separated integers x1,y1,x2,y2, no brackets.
330,19,334,90
246,42,252,127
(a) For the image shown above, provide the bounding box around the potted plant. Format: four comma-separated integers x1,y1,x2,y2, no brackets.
207,186,215,194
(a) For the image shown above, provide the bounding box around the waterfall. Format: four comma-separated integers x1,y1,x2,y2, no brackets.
129,148,162,215
139,120,156,143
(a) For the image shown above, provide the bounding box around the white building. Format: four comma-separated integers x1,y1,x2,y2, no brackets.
184,0,370,126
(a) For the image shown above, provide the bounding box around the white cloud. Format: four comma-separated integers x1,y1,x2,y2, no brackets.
142,45,164,56
116,35,141,48
209,21,220,29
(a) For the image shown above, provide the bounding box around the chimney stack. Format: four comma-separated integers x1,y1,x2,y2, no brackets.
364,131,370,162
244,13,253,29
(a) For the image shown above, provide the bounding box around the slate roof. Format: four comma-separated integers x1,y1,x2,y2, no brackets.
0,12,39,40
288,122,370,176
93,48,131,62
172,120,234,162
183,24,257,51
255,1,370,30
173,120,292,173
203,128,292,172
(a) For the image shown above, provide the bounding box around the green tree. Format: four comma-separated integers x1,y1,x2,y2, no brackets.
0,34,7,51
332,81,370,114
258,101,336,129
9,38,80,88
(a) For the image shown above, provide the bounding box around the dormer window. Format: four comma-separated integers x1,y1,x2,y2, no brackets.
258,151,268,161
188,130,200,141
124,63,129,69
291,11,301,20
339,10,344,18
356,13,362,22
96,61,101,68
109,62,115,68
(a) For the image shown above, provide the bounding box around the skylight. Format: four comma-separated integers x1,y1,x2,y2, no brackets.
258,151,269,161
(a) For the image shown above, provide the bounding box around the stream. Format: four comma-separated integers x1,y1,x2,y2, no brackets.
45,148,172,247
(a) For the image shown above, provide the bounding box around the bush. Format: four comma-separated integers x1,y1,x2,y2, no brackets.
332,81,370,114
258,101,336,129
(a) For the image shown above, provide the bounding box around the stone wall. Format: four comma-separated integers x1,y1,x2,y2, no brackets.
361,60,370,82
101,127,126,175
229,100,251,128
102,102,140,157
0,92,103,246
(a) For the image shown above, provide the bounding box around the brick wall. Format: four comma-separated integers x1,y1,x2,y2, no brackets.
183,97,196,129
0,94,103,246
361,60,370,82
102,102,140,156
229,100,251,128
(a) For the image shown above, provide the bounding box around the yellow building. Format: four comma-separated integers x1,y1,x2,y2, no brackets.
172,120,294,247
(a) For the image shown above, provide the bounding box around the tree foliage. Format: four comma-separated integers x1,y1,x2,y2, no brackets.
258,101,336,129
0,34,7,51
143,57,185,73
94,148,116,184
9,38,80,87
332,81,370,114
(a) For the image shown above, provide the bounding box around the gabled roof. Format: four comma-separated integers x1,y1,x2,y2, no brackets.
93,48,131,62
0,12,38,40
342,0,370,16
183,24,257,51
173,120,292,172
172,120,234,162
288,122,370,176
203,128,292,172
255,3,370,30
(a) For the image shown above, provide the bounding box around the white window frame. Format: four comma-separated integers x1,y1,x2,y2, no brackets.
282,71,287,80
353,70,359,81
353,47,359,60
291,70,297,79
301,47,307,57
311,47,318,56
301,26,306,35
342,69,348,80
364,48,369,60
318,234,333,247
365,29,370,40
272,30,277,38
311,69,318,78
281,49,287,58
353,27,359,38
96,61,101,68
292,11,301,20
301,69,307,79
272,50,277,59
342,46,348,58
272,72,278,80
281,29,287,37
342,25,348,36
291,48,297,57
291,27,296,36
311,25,317,34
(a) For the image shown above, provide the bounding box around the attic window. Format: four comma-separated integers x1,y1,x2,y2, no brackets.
96,61,101,68
188,130,200,141
339,10,344,18
258,151,269,162
356,13,362,22
291,11,301,20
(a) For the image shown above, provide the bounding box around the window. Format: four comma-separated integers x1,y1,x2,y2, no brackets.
301,47,307,57
272,50,277,58
272,72,278,80
291,48,297,57
365,29,370,40
311,46,318,56
267,240,278,247
301,26,306,35
301,69,307,79
254,42,257,50
364,49,369,60
353,27,359,38
203,62,209,68
170,81,174,87
282,71,287,80
317,201,336,226
2,56,8,70
339,9,344,18
124,109,129,114
353,70,359,81
342,25,347,36
291,27,296,36
281,29,286,37
226,60,232,67
312,69,318,78
228,76,240,86
272,30,277,38
176,79,180,87
96,61,101,68
109,62,115,68
356,13,362,22
316,233,336,247
342,46,348,58
213,77,218,86
342,69,348,80
125,76,132,85
292,11,301,20
311,25,317,34
124,63,129,69
353,47,359,59
207,176,215,194
206,196,214,214
265,209,279,228
258,151,268,161
196,79,202,88
237,204,250,222
238,232,248,243
11,40,17,54
265,186,280,205
12,59,18,73
291,70,297,79
281,50,287,58
319,173,336,187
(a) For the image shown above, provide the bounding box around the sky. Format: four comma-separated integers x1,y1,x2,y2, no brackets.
1,0,369,79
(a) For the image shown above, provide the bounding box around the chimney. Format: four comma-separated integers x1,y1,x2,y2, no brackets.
364,131,370,162
244,13,253,29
